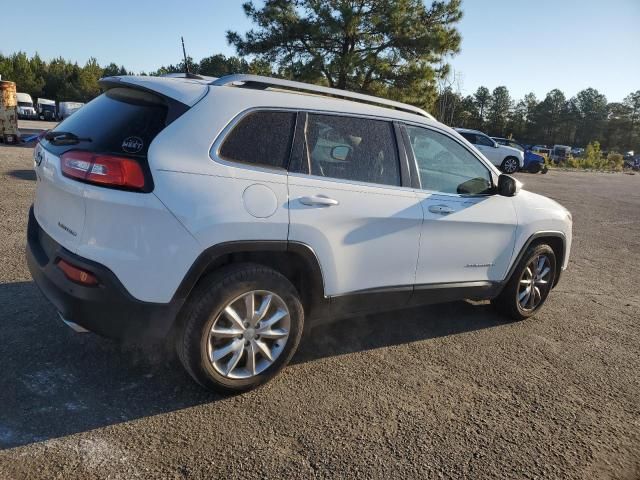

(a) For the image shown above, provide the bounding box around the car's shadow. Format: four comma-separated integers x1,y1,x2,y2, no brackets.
0,281,504,449
7,169,36,181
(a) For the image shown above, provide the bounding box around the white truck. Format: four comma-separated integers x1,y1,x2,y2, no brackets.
16,92,37,119
57,101,85,120
36,98,57,121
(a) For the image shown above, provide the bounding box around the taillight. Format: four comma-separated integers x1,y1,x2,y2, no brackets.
60,150,146,190
57,259,98,286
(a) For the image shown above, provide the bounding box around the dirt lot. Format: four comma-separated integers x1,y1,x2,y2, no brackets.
0,144,638,479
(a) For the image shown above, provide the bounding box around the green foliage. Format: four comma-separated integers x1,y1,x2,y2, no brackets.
0,51,273,104
584,141,602,165
607,152,624,172
227,0,464,110
552,142,622,171
486,86,510,134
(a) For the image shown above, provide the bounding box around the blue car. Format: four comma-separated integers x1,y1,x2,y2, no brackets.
492,137,548,174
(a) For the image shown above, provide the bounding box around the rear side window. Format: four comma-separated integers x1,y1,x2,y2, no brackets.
219,111,296,168
305,114,400,186
43,87,169,158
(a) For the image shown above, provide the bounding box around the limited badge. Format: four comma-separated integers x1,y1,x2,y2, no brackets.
122,136,144,154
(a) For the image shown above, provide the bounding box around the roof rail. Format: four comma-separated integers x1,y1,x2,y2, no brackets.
161,72,217,81
210,74,435,120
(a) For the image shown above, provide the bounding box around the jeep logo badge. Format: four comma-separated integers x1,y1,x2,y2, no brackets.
122,136,144,154
35,146,44,166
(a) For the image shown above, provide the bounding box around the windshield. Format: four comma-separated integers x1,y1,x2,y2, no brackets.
18,102,33,108
508,141,525,152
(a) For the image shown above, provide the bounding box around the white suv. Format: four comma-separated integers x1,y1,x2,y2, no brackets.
27,74,572,392
454,128,524,174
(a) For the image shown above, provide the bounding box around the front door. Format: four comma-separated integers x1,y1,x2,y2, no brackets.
402,124,517,286
288,113,423,311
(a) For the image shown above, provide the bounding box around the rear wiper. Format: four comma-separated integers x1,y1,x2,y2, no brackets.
44,131,92,145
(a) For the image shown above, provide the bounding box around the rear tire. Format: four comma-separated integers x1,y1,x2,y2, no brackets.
492,244,556,321
177,263,304,393
501,157,520,174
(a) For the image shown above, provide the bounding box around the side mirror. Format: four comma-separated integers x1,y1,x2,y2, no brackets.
497,174,520,197
330,145,351,161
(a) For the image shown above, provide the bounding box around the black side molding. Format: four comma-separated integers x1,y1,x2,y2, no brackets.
171,240,326,304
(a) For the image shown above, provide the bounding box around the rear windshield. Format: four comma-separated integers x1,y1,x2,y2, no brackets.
43,87,169,158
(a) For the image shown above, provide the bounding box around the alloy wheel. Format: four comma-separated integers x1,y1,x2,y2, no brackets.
504,158,518,173
206,290,290,379
517,254,552,311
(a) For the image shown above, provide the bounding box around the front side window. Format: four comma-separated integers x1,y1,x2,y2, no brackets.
219,111,296,168
405,126,493,195
304,114,400,186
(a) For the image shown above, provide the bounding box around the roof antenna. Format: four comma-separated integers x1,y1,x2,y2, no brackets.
181,36,190,75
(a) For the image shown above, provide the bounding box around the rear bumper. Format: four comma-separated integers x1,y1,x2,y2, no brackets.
26,206,182,341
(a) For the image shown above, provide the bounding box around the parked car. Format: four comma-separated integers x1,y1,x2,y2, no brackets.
532,145,552,156
571,147,584,157
27,74,572,392
454,128,524,173
57,101,85,120
624,154,640,170
16,92,37,119
492,137,547,174
36,98,57,121
550,145,572,163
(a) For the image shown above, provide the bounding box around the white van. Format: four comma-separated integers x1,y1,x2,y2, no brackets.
16,93,37,119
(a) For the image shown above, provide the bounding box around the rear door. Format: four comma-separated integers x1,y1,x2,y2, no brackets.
287,113,422,309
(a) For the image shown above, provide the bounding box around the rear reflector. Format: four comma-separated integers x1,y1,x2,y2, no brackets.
60,150,146,190
57,259,98,286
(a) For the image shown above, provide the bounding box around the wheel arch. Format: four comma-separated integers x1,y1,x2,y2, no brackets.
172,241,327,317
504,231,566,288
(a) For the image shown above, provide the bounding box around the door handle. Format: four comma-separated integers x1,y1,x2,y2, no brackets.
299,195,339,207
428,204,454,215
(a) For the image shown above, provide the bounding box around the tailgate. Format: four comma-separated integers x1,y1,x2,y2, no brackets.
33,142,85,252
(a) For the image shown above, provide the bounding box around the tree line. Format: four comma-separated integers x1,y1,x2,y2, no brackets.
1,0,638,152
435,84,640,152
0,51,269,103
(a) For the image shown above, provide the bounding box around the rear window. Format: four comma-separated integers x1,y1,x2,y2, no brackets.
43,87,169,158
218,111,296,169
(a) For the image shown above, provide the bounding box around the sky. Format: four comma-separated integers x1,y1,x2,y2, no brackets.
1,0,639,102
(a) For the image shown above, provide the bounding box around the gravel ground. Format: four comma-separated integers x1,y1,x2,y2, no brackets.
0,144,638,479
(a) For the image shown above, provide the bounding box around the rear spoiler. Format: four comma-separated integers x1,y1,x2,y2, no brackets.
99,76,209,107
98,77,194,124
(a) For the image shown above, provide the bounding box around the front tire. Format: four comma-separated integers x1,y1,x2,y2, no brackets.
177,263,304,393
528,162,542,174
492,244,556,321
501,156,520,174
